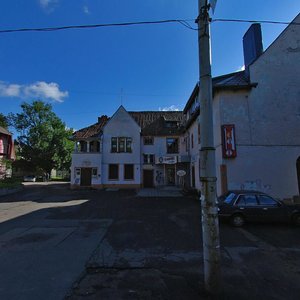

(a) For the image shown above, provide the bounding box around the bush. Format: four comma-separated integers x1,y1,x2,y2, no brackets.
0,177,22,189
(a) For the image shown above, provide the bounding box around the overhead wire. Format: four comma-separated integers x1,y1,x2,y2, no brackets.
0,18,299,34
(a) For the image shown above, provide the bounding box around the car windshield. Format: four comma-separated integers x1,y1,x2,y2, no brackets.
224,192,236,204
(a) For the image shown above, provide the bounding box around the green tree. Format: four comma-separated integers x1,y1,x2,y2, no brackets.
9,101,74,175
0,113,8,128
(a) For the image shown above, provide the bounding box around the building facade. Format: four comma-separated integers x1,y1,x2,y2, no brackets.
70,106,187,189
0,126,15,179
71,15,300,200
184,15,300,200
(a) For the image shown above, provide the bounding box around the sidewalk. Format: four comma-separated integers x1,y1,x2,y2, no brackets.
137,186,183,198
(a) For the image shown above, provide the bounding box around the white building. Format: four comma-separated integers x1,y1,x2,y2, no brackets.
71,106,186,189
184,15,300,200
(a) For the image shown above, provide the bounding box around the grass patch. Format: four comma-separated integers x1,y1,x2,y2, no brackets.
0,178,23,189
50,177,70,182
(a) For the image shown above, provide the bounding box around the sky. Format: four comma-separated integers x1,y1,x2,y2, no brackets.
0,0,299,132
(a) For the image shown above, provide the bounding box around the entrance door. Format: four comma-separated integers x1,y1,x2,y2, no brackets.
143,170,154,188
80,168,92,186
166,166,175,185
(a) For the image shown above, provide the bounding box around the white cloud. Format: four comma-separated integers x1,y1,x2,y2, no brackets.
0,82,21,97
39,0,58,12
83,5,90,14
159,105,180,112
0,81,68,102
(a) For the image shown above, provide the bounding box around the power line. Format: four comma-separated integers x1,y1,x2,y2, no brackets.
0,19,196,34
0,18,298,35
211,18,300,26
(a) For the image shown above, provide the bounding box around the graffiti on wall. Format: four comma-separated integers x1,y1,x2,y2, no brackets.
238,179,271,192
156,171,164,185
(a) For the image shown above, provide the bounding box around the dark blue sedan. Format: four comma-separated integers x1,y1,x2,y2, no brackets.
218,190,300,227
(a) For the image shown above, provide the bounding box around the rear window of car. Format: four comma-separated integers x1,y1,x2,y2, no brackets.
258,195,278,206
224,193,236,204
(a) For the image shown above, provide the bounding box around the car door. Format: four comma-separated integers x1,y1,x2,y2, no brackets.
234,194,260,222
257,195,287,223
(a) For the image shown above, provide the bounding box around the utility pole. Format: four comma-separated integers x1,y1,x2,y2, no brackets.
197,0,222,295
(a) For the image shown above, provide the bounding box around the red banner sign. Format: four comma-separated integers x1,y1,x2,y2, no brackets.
221,124,237,158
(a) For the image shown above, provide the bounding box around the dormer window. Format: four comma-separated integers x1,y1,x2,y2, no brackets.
165,121,178,128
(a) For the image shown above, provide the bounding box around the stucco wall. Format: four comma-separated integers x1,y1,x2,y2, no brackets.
70,152,102,186
213,17,300,198
102,106,141,185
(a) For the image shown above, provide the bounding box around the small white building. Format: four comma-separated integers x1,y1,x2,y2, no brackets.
70,106,186,189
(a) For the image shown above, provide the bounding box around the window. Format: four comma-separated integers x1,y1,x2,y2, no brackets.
185,135,190,152
90,141,100,152
124,164,134,180
78,141,87,152
75,168,81,178
166,138,179,153
126,138,132,153
165,121,178,128
111,137,132,153
143,154,155,164
224,192,236,204
198,124,201,144
144,136,154,145
108,164,119,180
259,195,278,206
111,138,118,153
191,134,194,148
236,195,258,206
92,168,98,177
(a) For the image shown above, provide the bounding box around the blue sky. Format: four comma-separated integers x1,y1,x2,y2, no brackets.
0,0,299,132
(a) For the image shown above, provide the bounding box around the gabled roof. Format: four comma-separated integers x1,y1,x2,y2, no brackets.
129,111,184,136
72,116,109,139
73,111,185,139
183,71,256,113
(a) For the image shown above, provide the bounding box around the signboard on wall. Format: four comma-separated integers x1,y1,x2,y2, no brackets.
221,124,237,158
156,156,177,164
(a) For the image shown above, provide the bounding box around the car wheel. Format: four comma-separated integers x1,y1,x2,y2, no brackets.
292,213,300,226
230,214,245,227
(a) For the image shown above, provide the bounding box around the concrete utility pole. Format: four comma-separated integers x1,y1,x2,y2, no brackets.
197,0,222,295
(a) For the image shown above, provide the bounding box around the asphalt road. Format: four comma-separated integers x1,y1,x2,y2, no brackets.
0,183,300,300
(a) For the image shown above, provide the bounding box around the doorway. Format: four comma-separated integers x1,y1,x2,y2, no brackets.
143,170,154,188
80,168,92,186
166,166,175,185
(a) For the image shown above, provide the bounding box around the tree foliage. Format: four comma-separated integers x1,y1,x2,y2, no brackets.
9,101,74,174
0,113,8,128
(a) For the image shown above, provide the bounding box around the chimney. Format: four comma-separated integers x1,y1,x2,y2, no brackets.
98,115,108,123
243,23,263,78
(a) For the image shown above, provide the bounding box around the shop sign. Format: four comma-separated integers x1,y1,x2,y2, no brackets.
221,124,237,158
156,156,177,164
